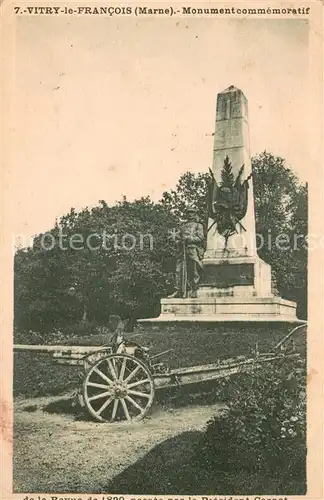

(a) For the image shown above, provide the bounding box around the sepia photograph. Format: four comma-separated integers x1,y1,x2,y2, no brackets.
1,2,323,497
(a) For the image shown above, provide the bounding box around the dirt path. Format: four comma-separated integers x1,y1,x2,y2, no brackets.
14,394,222,493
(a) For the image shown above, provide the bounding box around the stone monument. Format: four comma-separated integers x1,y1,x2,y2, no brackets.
140,86,302,324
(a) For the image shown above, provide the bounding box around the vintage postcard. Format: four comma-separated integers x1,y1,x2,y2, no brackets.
1,0,323,499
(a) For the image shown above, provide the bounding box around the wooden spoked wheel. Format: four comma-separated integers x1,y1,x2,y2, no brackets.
81,348,113,371
83,353,155,423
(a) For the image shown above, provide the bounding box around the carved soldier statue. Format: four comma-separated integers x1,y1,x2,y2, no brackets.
168,207,205,299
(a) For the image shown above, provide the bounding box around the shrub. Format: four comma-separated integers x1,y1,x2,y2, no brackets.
63,320,100,337
197,354,306,484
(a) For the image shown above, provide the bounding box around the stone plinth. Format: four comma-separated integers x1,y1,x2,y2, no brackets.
200,256,272,297
141,296,301,323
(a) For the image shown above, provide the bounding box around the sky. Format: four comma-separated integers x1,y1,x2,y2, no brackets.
12,16,309,241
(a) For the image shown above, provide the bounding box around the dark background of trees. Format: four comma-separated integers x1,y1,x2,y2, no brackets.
14,152,307,335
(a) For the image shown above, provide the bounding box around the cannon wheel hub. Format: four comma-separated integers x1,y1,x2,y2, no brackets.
83,353,155,423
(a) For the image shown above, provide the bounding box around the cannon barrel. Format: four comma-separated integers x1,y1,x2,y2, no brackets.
14,344,104,354
13,344,111,365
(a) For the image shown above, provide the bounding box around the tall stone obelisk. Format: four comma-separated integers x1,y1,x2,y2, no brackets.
205,85,256,259
200,85,271,297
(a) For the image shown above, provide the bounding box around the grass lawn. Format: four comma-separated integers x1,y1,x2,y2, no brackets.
14,321,305,397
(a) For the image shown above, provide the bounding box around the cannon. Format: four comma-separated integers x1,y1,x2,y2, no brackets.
14,323,307,423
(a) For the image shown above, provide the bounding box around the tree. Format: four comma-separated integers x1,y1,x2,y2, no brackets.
160,171,210,223
14,151,308,335
14,198,178,333
252,152,307,318
161,152,308,318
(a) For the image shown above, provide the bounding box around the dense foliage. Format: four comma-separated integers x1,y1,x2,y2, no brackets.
14,152,307,334
196,354,307,493
252,152,308,318
14,198,178,332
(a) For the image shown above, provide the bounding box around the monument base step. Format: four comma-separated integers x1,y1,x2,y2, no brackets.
139,296,301,323
139,315,304,323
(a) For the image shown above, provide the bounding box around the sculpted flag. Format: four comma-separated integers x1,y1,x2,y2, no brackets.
208,156,252,245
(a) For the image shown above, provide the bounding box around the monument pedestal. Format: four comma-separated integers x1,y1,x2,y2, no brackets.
200,255,272,297
140,254,301,323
